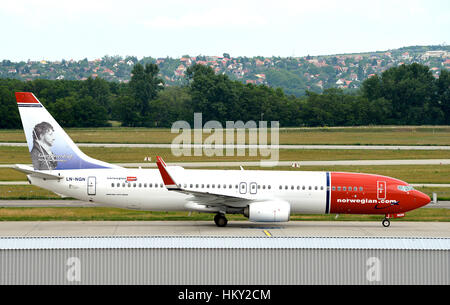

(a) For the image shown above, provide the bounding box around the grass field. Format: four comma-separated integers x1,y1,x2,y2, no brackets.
0,207,447,222
0,185,63,199
1,126,449,145
1,146,449,164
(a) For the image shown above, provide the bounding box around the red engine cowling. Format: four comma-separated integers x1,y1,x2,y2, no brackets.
244,200,290,222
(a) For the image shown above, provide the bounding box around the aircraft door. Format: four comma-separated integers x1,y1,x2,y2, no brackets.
377,181,386,200
87,176,96,196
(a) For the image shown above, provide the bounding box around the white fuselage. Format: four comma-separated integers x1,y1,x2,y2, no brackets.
30,168,328,214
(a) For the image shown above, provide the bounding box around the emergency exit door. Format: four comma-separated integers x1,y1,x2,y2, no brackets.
377,181,386,200
87,176,96,195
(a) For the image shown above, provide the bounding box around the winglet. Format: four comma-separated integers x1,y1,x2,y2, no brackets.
15,92,41,105
156,156,180,190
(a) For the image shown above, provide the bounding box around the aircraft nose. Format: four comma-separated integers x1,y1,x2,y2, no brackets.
415,191,431,208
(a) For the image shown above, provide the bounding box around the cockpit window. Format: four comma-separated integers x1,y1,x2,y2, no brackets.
398,185,414,192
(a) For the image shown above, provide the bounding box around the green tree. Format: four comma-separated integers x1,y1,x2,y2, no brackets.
436,69,450,124
0,86,21,128
129,63,164,119
361,63,438,124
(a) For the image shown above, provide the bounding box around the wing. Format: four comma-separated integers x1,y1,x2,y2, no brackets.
155,156,252,208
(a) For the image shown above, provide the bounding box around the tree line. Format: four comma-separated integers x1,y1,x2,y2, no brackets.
0,63,448,129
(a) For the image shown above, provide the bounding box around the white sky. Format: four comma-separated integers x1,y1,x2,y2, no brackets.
1,0,449,61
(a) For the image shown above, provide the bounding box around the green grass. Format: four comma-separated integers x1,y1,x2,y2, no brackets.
0,207,446,222
0,185,63,200
414,187,450,201
1,126,449,145
0,168,27,181
1,146,449,164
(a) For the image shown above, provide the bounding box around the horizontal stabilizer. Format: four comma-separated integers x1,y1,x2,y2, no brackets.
13,164,63,180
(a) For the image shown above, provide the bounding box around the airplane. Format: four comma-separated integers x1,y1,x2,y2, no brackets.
13,92,431,227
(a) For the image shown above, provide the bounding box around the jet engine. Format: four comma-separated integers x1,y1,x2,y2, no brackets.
243,200,290,222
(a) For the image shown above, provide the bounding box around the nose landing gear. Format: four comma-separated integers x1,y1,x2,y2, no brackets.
214,213,228,227
382,218,390,228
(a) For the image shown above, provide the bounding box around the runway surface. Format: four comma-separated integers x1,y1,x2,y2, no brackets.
0,220,448,238
2,142,450,150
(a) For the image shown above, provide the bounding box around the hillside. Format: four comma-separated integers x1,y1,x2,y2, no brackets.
1,45,449,97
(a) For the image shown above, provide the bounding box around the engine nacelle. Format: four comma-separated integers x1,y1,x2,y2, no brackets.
244,200,291,222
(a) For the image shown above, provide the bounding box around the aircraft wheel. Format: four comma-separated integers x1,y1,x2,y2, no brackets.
214,214,228,227
382,218,390,228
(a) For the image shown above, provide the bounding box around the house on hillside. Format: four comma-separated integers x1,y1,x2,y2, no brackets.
174,64,186,77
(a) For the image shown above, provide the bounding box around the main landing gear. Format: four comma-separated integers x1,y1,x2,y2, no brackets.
214,213,228,227
382,218,390,228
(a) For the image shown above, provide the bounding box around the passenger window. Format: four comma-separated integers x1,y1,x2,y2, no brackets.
332,186,336,191
360,187,363,191
268,185,271,190
160,183,163,188
337,186,341,191
348,187,352,191
314,186,318,190
138,183,142,188
320,186,324,190
308,186,312,190
111,183,114,187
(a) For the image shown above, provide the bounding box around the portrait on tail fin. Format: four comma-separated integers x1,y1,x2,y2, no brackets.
30,121,57,170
